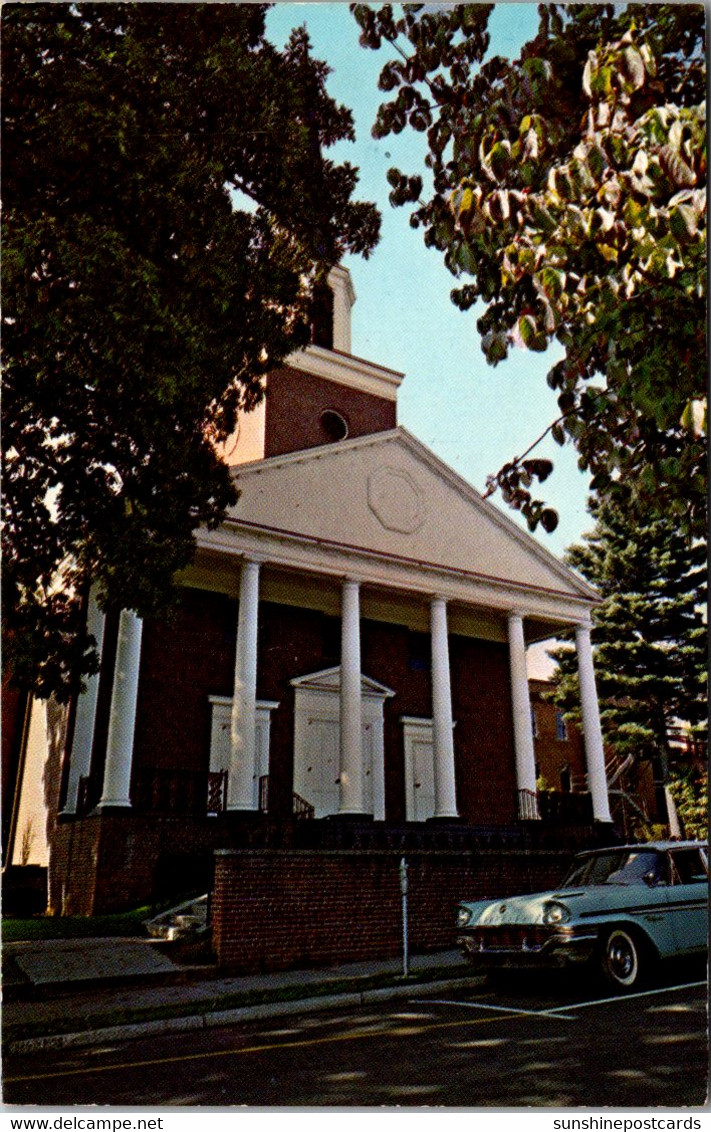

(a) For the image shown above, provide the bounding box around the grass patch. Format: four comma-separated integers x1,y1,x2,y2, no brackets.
1,899,187,943
5,963,475,1044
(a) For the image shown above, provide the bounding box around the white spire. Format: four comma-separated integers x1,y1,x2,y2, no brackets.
327,264,356,354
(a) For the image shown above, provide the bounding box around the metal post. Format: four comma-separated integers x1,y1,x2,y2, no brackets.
399,856,409,978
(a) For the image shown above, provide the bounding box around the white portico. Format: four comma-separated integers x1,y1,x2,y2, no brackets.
57,424,612,833
184,424,611,824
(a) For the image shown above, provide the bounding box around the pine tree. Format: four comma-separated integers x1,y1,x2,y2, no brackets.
550,496,707,796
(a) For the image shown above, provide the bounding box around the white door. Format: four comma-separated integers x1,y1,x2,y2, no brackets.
298,718,376,817
301,717,340,817
411,736,435,822
402,717,435,822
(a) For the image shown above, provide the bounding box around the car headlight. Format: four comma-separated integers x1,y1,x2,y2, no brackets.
542,901,571,925
457,906,473,927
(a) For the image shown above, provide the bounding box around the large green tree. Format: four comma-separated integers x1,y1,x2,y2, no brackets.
3,3,380,698
548,496,707,797
355,3,706,535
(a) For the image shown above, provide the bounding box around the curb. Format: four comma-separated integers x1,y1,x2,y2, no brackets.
7,975,485,1055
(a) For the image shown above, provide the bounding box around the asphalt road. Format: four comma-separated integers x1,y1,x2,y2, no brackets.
4,975,708,1108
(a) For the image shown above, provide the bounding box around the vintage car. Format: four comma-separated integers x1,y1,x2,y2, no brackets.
456,840,708,990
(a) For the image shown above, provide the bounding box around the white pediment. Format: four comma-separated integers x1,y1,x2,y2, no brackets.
290,666,395,700
223,428,596,604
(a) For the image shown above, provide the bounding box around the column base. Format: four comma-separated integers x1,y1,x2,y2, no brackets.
95,800,132,810
426,814,462,825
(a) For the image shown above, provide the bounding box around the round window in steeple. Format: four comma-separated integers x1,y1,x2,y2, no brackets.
320,409,349,443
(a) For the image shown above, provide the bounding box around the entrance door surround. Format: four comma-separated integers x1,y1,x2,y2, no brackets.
291,667,394,819
209,696,279,810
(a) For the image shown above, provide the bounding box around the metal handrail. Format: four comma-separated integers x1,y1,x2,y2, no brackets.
293,792,315,821
258,776,314,820
207,770,228,815
517,788,541,821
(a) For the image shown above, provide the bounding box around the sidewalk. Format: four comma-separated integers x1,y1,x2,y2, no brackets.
3,937,483,1055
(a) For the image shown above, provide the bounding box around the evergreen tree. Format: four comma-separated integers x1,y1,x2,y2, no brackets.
2,3,380,698
668,767,708,840
549,497,707,796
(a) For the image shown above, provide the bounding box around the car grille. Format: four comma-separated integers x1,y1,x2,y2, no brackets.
465,925,552,952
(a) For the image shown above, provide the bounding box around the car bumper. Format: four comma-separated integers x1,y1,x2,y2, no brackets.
456,926,599,969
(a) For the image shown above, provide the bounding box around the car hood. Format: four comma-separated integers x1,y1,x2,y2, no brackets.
461,888,588,926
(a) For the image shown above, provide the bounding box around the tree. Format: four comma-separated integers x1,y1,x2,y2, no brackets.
667,767,707,840
548,496,707,800
3,3,380,698
354,3,706,535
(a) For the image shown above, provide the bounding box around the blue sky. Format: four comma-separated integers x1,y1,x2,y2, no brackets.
266,3,595,560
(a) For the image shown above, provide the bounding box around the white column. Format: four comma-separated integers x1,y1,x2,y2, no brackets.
508,612,540,819
430,596,458,819
99,609,142,808
575,622,612,822
339,578,364,813
228,559,261,810
63,588,106,813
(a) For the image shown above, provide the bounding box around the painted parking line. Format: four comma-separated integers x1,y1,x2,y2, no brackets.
412,998,578,1021
421,979,707,1024
544,980,708,1014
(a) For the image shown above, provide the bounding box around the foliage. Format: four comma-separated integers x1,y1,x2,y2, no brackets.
548,495,707,782
2,903,159,941
3,2,380,697
354,3,706,534
667,769,708,840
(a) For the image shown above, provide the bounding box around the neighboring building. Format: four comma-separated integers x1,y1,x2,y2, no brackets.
529,677,702,839
530,677,588,796
7,267,617,962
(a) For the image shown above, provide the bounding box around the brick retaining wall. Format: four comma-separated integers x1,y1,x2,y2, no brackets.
212,847,573,972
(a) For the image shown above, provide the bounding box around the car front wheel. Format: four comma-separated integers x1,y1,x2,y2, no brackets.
601,928,645,991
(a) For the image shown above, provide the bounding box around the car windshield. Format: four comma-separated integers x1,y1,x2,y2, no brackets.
560,849,666,887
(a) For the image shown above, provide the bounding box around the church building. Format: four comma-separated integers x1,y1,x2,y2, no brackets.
8,267,614,959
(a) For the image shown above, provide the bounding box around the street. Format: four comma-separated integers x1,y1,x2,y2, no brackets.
4,973,708,1108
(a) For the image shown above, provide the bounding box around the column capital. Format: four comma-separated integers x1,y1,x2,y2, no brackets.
507,610,527,624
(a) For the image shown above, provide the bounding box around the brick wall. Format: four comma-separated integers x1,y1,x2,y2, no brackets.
50,811,230,915
133,589,236,777
264,366,396,458
212,847,572,972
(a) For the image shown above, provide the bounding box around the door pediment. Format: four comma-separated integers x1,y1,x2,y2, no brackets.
290,666,395,701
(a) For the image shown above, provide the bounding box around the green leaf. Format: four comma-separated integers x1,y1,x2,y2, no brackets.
489,140,512,181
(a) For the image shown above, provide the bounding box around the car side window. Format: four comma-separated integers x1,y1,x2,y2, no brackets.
669,849,708,885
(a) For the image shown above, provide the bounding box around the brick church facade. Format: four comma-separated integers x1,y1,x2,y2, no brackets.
8,267,616,965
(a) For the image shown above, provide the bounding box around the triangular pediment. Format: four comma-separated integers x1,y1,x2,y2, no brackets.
290,666,395,699
224,428,595,603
